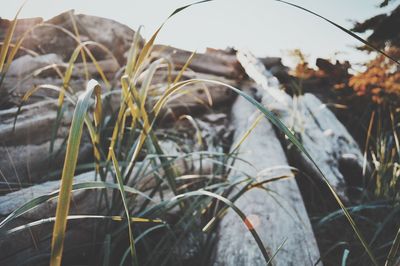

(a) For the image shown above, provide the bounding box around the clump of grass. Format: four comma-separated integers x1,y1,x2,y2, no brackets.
1,1,400,266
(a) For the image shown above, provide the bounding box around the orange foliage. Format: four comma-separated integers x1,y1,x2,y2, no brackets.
289,49,320,79
349,47,400,104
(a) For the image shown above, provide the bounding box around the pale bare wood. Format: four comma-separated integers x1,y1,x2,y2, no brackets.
0,171,110,265
151,45,244,80
236,49,365,200
214,85,321,266
0,100,91,184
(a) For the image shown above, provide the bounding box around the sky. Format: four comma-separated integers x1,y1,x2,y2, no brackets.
2,0,396,68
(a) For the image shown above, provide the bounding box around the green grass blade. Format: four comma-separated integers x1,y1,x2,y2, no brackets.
341,249,350,266
110,148,139,266
275,0,400,66
50,80,102,266
167,0,212,18
170,190,272,264
133,0,211,75
268,238,287,265
385,226,400,266
120,224,167,266
203,79,379,265
5,215,163,235
0,181,154,230
149,77,378,265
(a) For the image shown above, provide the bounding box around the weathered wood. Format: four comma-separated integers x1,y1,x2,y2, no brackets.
0,100,91,185
2,77,88,105
3,10,141,63
214,85,321,266
6,54,119,80
0,17,43,41
0,171,108,265
237,50,364,200
151,45,244,80
134,128,224,191
5,54,63,78
0,129,224,264
71,58,120,79
0,139,92,186
144,70,237,121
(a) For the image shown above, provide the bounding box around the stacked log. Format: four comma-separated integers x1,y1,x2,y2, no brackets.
236,50,365,201
213,84,321,265
0,10,371,266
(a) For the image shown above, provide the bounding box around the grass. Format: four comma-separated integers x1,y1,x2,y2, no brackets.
0,0,399,265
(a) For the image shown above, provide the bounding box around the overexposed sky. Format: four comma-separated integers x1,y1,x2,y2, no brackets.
2,0,395,67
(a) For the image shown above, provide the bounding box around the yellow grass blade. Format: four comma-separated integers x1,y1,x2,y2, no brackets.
110,148,139,266
0,2,25,73
173,50,196,84
50,80,102,266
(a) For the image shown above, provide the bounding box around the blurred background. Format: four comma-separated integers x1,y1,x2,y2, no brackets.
2,0,396,68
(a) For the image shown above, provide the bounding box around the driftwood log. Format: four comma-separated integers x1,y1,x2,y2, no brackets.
213,85,321,265
151,45,244,80
0,100,92,185
0,171,107,265
151,71,237,120
0,132,223,265
237,50,365,200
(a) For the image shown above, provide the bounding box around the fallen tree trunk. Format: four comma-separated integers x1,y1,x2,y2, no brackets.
141,69,237,122
0,130,225,265
236,50,365,200
0,100,92,186
151,45,244,80
0,171,107,265
213,85,321,265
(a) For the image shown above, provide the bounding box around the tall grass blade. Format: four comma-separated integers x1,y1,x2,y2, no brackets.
125,26,142,77
134,0,211,75
68,11,90,80
0,180,154,230
149,77,379,265
341,249,350,266
385,226,400,266
50,80,102,266
275,0,400,66
170,190,272,264
0,2,25,73
173,51,196,84
0,1,27,89
110,148,139,266
5,215,163,235
268,238,287,265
